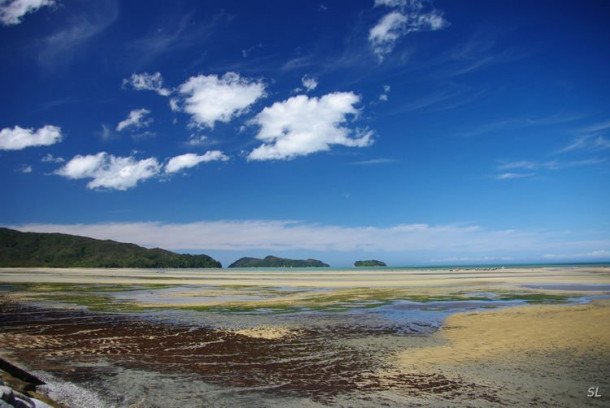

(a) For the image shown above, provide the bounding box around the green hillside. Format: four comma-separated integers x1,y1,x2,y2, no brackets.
228,255,329,268
0,228,221,268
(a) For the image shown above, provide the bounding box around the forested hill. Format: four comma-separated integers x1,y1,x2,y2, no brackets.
228,255,329,268
0,228,221,268
354,260,387,267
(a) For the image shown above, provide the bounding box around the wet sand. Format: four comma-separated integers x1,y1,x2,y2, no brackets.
388,299,610,406
0,266,609,407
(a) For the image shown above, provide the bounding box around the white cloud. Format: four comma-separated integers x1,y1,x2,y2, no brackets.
169,98,180,112
379,84,391,101
178,72,266,128
37,1,118,67
116,108,152,132
496,172,534,180
0,125,62,150
0,0,54,26
55,152,161,191
558,134,610,154
350,158,397,165
555,120,610,154
496,158,604,175
543,250,610,260
369,11,408,60
301,75,318,92
98,124,114,140
123,72,171,96
248,92,373,161
165,151,229,174
497,160,537,171
185,134,209,147
579,120,610,134
369,1,448,61
374,0,407,7
241,43,262,58
17,164,32,173
7,221,609,260
41,153,64,163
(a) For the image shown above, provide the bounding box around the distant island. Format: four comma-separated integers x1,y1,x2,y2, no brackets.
0,228,221,268
354,260,387,267
229,255,329,268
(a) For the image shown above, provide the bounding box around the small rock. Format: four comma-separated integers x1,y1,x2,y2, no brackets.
31,398,53,408
0,386,15,404
0,377,4,385
0,399,13,408
12,390,35,408
13,400,33,408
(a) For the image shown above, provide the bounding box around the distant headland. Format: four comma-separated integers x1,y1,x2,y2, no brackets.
229,255,329,268
354,260,387,267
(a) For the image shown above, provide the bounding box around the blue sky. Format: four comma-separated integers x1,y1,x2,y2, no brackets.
1,0,609,267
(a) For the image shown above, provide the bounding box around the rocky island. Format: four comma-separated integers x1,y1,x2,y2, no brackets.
0,228,221,268
229,255,329,268
354,260,387,267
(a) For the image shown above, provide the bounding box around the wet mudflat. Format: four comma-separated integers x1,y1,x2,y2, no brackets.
1,266,608,407
0,301,502,407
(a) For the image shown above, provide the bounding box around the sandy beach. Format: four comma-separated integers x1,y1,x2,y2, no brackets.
0,266,608,288
0,266,609,407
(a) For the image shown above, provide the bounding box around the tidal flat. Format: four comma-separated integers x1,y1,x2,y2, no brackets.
0,266,609,407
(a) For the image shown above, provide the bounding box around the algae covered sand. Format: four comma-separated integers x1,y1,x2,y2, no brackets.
1,265,608,312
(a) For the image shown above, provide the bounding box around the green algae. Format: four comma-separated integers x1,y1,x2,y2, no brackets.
5,283,576,314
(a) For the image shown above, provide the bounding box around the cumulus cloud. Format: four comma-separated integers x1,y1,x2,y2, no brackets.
55,152,161,191
178,72,266,128
122,72,171,96
116,108,152,132
369,0,448,61
248,92,373,161
165,151,229,174
301,75,318,92
0,125,62,150
0,0,54,26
